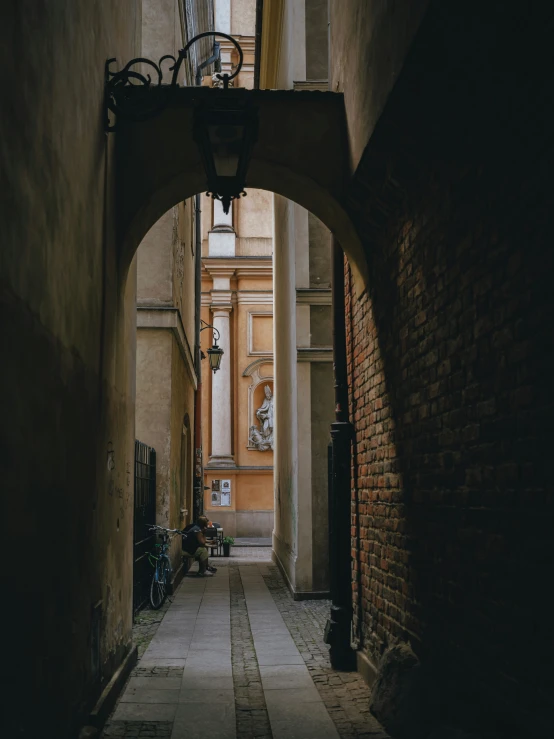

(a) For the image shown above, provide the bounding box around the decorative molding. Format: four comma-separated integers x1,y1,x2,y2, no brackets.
137,307,197,389
296,288,332,305
203,256,271,264
237,291,273,305
234,266,272,278
204,465,273,473
242,358,273,377
293,80,329,92
202,256,272,279
201,290,273,306
248,310,273,355
297,347,333,363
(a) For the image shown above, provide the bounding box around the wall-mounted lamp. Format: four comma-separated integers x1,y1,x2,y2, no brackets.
193,101,258,215
200,320,224,373
105,32,257,214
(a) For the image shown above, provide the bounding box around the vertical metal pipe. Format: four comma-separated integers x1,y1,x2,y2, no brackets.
324,237,355,670
193,193,203,521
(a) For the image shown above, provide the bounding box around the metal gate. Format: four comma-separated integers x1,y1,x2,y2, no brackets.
133,440,156,614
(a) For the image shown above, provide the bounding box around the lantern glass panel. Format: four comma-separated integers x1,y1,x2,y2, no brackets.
208,345,224,372
207,123,245,177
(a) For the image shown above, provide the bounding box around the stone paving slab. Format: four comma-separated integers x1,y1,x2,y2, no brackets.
120,687,181,704
259,664,316,690
112,702,178,722
171,702,236,739
126,677,182,691
102,561,389,739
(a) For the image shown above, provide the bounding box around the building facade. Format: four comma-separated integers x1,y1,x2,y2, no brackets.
198,0,275,537
134,1,216,580
201,189,275,536
135,202,197,575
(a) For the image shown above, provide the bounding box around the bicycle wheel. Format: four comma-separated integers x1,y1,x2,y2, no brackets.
162,557,172,589
149,560,167,609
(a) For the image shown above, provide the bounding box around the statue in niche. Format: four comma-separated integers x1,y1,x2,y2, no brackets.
249,385,274,451
212,73,234,89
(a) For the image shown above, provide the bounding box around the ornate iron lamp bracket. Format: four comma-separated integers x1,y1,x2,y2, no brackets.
104,31,244,132
199,319,221,344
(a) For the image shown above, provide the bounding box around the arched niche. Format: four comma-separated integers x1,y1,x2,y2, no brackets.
242,359,273,452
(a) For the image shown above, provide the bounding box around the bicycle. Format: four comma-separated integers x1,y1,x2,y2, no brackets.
146,524,180,609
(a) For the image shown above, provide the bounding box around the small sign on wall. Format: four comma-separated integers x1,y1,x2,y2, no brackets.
211,479,231,507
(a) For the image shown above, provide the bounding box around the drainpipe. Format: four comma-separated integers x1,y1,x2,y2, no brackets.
254,0,264,89
324,237,356,671
193,193,203,522
192,42,221,522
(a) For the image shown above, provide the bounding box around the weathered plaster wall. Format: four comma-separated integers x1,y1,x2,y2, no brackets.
305,0,328,79
231,0,256,36
169,332,195,564
237,188,274,238
136,198,196,570
329,0,428,170
0,2,141,736
142,0,180,63
308,212,332,287
136,329,172,518
137,209,173,304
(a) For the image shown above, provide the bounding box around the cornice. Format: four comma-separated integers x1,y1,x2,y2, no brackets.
202,290,273,306
202,256,273,280
204,465,274,473
237,292,273,305
293,80,329,92
203,256,272,266
297,347,333,363
296,288,332,305
204,264,236,279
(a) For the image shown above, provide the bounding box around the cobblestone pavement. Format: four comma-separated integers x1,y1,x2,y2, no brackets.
262,567,389,739
230,566,272,739
132,600,172,659
102,561,387,739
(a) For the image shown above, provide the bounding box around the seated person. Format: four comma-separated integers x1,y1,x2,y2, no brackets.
181,516,216,576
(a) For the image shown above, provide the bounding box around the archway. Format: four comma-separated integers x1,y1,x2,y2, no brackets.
114,87,368,293
118,84,360,663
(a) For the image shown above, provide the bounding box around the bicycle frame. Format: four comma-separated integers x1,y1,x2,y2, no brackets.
147,525,179,580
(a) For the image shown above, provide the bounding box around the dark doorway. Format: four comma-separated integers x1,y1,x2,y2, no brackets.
133,440,156,614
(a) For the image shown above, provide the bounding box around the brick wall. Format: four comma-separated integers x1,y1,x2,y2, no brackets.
344,4,554,736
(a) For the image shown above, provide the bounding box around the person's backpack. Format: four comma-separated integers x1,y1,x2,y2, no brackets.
181,524,194,550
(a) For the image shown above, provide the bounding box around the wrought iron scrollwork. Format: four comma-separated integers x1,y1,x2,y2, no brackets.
105,32,244,132
205,189,248,216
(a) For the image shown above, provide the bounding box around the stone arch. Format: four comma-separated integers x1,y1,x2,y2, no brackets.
115,88,367,291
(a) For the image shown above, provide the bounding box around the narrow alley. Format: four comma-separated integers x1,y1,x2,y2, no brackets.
3,1,554,737
102,552,386,739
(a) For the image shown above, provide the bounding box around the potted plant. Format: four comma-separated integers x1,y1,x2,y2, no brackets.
222,536,235,557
